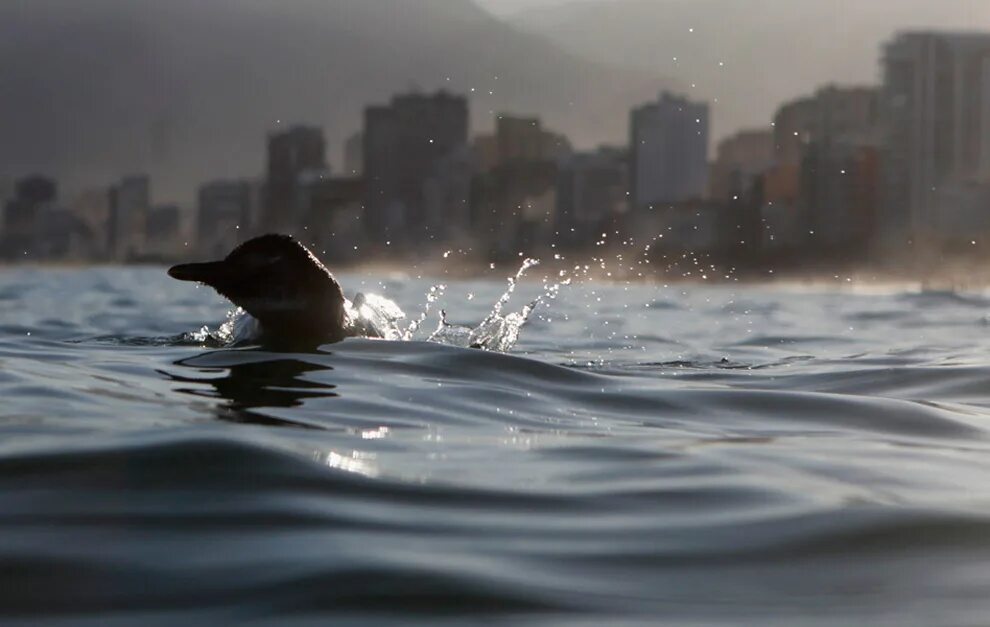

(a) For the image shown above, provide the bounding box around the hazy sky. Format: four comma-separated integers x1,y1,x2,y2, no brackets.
477,0,585,16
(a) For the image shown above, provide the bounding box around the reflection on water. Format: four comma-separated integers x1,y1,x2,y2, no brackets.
163,352,339,429
317,449,380,478
3,267,990,625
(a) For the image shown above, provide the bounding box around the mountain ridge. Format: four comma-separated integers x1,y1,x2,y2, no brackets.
0,0,661,203
510,0,988,142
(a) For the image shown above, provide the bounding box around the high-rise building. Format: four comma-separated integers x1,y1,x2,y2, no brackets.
773,97,819,167
108,175,150,261
802,141,881,249
423,146,475,242
363,91,469,243
470,160,558,259
264,126,327,233
556,147,629,247
799,86,880,249
472,114,572,176
144,204,183,260
466,114,574,254
344,132,364,176
472,135,500,173
630,92,709,209
763,85,880,250
70,189,112,259
35,206,94,261
881,32,990,240
295,176,366,262
710,129,775,202
983,55,990,181
495,115,572,165
197,180,258,257
774,86,878,166
1,175,57,259
0,179,11,229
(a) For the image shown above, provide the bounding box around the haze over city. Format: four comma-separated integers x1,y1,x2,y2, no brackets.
2,0,990,284
1,0,983,203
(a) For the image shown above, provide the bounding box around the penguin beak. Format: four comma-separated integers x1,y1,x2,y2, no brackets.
167,261,231,286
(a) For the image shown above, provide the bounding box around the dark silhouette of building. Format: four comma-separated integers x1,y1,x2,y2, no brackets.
881,32,990,245
264,126,327,233
344,132,364,176
0,176,98,260
800,87,880,250
144,204,183,260
630,92,709,209
12,176,56,207
472,161,559,259
1,175,57,259
763,85,880,252
198,180,259,258
802,142,880,251
630,199,737,262
423,146,475,243
710,130,775,203
296,176,366,262
494,115,571,166
556,147,628,248
756,85,879,257
466,113,575,257
0,180,10,210
69,189,111,259
35,207,95,260
774,97,820,168
107,175,150,261
472,134,499,173
363,91,469,245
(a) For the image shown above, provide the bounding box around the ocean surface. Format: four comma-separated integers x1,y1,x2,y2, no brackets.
3,265,990,626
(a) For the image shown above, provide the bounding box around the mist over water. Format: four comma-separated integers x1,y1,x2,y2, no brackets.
3,266,990,624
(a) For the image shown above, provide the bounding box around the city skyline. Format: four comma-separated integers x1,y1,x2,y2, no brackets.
1,0,983,205
3,27,990,277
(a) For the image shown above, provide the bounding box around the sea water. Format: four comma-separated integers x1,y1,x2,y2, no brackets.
2,265,990,625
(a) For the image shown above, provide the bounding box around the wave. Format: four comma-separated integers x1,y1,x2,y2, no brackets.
3,433,990,623
6,268,990,624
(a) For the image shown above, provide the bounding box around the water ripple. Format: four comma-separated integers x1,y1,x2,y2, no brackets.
3,268,990,624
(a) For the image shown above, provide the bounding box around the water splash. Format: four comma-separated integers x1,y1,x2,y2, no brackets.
184,307,252,346
402,284,447,340
489,258,540,320
348,293,407,341
185,258,569,353
429,258,572,352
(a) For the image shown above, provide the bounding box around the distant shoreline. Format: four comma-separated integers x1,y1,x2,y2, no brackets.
4,251,990,293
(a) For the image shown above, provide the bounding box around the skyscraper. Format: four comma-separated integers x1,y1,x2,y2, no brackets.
1,175,57,259
773,97,819,168
797,86,880,249
494,115,571,165
198,180,258,257
630,92,709,209
881,32,990,240
144,204,182,260
710,129,775,202
344,132,364,176
983,56,990,181
556,147,628,248
264,126,327,233
108,175,150,261
363,91,469,244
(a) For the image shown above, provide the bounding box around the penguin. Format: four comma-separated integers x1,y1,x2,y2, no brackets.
169,234,350,346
